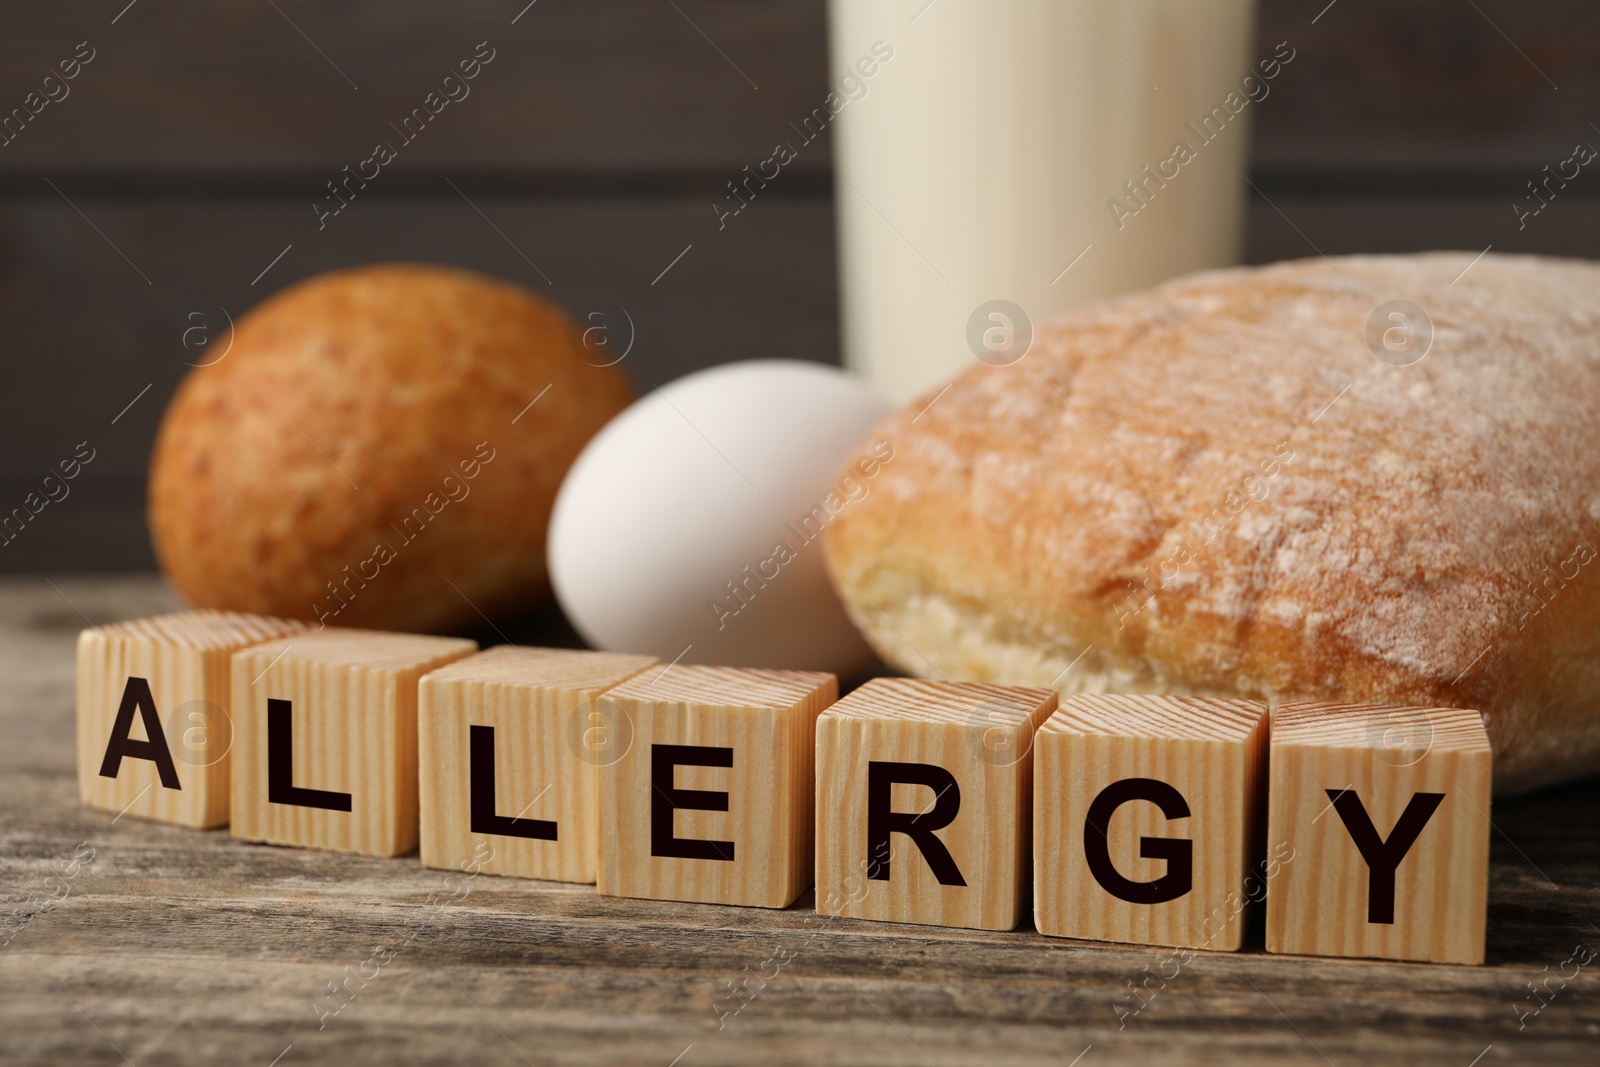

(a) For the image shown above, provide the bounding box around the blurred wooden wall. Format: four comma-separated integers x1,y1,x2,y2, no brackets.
1,0,1595,571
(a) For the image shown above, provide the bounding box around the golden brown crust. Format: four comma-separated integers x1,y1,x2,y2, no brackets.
822,253,1600,795
149,263,633,634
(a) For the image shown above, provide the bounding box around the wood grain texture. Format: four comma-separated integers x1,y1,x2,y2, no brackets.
230,629,476,857
417,645,657,883
815,678,1056,932
1252,0,1600,175
5,0,1597,177
0,0,833,176
3,578,1600,1064
75,610,309,828
1265,702,1492,965
1034,695,1269,951
596,664,835,909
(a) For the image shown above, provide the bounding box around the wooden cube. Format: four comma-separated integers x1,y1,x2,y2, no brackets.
595,664,836,908
815,678,1057,931
1265,702,1492,965
76,610,309,828
1033,694,1269,950
230,629,476,857
417,645,658,882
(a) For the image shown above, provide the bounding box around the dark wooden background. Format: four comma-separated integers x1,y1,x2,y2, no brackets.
1,0,1597,575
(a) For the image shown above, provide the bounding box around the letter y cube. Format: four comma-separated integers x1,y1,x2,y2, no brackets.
815,678,1057,930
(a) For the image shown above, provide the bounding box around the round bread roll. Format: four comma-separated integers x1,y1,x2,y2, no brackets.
149,263,633,633
822,252,1600,795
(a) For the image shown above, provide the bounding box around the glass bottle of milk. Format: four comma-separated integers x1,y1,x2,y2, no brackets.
830,0,1261,402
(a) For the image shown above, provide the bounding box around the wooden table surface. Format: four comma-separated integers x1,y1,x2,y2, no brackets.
3,576,1597,1066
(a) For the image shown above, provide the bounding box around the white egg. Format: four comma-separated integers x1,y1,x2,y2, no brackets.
548,360,892,676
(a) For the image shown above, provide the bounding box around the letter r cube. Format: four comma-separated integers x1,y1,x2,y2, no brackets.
815,678,1057,931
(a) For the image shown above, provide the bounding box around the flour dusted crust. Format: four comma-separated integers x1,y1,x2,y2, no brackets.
822,253,1600,794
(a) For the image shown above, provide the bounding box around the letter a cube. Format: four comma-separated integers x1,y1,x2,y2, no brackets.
417,645,657,883
77,611,309,828
1266,702,1491,964
1033,694,1269,950
815,678,1057,931
231,629,475,857
596,664,836,908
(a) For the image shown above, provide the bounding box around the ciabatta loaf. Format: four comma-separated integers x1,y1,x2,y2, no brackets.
822,253,1600,794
